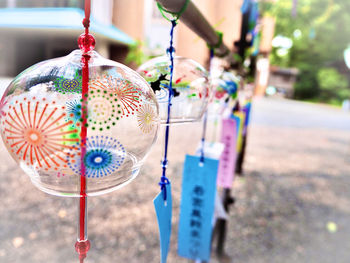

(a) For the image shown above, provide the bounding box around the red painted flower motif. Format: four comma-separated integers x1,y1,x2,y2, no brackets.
90,75,142,117
0,96,8,117
1,96,79,170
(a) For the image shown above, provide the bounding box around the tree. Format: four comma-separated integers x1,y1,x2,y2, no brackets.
317,68,350,101
267,0,350,103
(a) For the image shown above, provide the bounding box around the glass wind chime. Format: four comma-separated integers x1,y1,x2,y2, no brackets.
138,55,210,124
0,1,159,262
137,3,210,124
136,1,210,262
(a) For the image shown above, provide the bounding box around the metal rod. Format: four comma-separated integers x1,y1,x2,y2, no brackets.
155,0,231,58
235,134,247,175
214,188,235,257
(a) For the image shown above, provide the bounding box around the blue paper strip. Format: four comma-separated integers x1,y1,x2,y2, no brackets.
154,183,172,263
241,0,250,14
244,102,252,127
243,102,252,135
178,155,219,261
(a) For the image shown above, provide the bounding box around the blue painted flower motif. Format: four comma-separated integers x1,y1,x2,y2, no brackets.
67,135,126,178
84,149,112,170
66,99,82,127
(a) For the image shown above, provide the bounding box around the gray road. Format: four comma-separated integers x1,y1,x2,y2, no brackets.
0,97,349,263
220,97,350,263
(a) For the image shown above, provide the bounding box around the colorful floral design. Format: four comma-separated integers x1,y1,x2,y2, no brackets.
0,96,8,118
66,99,83,127
113,78,142,117
137,104,157,133
54,70,82,94
87,89,120,131
1,96,79,170
90,75,141,117
67,135,125,178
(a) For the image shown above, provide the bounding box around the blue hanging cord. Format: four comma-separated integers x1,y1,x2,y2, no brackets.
159,19,177,201
199,49,215,165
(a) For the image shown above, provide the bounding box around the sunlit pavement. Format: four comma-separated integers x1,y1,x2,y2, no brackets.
218,97,350,263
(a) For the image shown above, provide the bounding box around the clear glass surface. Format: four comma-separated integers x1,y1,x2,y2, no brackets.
0,50,160,197
138,56,210,124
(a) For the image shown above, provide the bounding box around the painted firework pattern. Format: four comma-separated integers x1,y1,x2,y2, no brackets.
137,104,157,133
65,99,83,127
1,72,154,177
87,89,121,131
1,96,79,170
90,75,142,117
64,90,120,132
54,70,82,94
67,135,125,178
0,95,8,117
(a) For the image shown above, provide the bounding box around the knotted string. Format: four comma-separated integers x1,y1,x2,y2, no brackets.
199,49,214,165
82,0,90,32
159,20,177,200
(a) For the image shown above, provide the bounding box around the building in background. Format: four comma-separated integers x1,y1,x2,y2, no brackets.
0,0,274,82
268,66,299,98
113,0,244,67
0,0,133,77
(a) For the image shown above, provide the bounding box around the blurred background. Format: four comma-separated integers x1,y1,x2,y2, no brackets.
0,0,350,263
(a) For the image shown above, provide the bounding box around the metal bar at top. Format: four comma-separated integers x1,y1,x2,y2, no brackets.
155,0,232,59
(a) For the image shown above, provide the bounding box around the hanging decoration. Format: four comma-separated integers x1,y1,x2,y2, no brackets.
178,49,220,262
248,0,259,35
221,71,239,99
138,0,210,125
207,71,239,118
212,78,230,103
138,56,210,124
153,18,177,263
216,117,239,188
234,99,252,175
0,0,159,261
147,0,201,262
178,155,219,261
241,0,251,14
0,38,159,197
198,48,215,163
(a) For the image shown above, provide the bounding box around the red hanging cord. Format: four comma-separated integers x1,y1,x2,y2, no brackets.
75,0,95,262
83,0,91,31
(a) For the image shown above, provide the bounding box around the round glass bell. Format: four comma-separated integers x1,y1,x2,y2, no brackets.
0,50,159,197
208,78,230,115
212,78,230,103
221,71,240,99
137,56,210,124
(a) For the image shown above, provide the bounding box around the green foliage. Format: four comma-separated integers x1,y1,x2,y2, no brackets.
125,40,149,67
317,67,350,101
317,68,347,92
294,69,318,99
270,0,350,103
